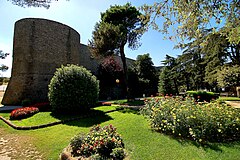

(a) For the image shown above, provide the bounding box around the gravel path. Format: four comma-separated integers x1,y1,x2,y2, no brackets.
0,128,43,160
225,101,240,108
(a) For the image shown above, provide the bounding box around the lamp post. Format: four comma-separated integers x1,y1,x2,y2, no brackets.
116,79,120,100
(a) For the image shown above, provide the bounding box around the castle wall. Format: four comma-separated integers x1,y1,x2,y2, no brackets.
79,44,99,75
2,18,82,105
2,18,136,105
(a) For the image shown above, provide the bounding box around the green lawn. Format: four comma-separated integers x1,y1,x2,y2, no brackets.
1,106,240,160
111,99,145,106
218,96,240,101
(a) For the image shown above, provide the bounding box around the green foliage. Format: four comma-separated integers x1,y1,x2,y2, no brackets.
100,3,144,49
135,53,156,79
89,22,121,57
217,65,240,88
158,67,171,95
187,91,218,102
0,77,9,85
127,68,140,98
89,3,145,96
70,124,125,159
159,55,180,95
201,32,232,86
0,78,3,85
141,97,240,143
141,0,240,45
3,77,10,84
142,1,240,91
8,0,68,9
133,53,158,96
160,29,239,91
0,50,9,73
0,50,9,59
48,64,99,113
177,43,206,90
89,2,144,56
158,66,178,95
110,148,125,160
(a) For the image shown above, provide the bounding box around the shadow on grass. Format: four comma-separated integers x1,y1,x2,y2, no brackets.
116,106,141,115
113,100,145,106
50,109,114,127
153,129,240,152
175,137,224,152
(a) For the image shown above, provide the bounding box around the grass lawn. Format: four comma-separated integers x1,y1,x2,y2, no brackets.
218,96,240,101
1,106,240,160
111,99,145,106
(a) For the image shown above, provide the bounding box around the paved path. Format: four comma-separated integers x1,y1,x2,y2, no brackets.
0,128,43,160
0,106,22,112
225,101,240,108
0,89,22,112
0,85,7,92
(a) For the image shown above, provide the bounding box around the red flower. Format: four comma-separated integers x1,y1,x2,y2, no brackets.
10,107,39,120
89,146,93,150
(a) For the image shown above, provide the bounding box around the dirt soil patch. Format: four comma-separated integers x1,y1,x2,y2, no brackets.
0,128,43,160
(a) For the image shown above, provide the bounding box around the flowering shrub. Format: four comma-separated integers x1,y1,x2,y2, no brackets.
141,97,240,143
10,107,39,120
70,124,125,159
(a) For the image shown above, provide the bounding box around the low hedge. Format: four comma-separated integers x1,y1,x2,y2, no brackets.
141,97,240,143
187,91,219,102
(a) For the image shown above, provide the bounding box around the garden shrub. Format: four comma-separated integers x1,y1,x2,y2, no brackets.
10,107,39,120
187,91,219,102
110,148,125,160
141,97,240,143
70,124,125,159
48,64,99,113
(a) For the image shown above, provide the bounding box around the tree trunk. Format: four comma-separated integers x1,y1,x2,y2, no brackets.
119,44,129,99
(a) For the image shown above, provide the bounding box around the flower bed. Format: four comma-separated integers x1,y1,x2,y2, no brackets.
141,97,240,143
10,107,39,120
101,102,112,106
68,124,125,159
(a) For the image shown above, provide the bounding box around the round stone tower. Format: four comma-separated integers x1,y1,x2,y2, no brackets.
2,18,81,105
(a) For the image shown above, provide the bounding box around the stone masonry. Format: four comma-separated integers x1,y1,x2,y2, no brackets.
2,18,99,105
2,18,134,105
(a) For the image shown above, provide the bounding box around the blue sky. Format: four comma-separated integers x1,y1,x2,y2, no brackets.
0,0,182,77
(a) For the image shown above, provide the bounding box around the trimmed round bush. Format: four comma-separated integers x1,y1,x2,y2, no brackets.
48,64,99,113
